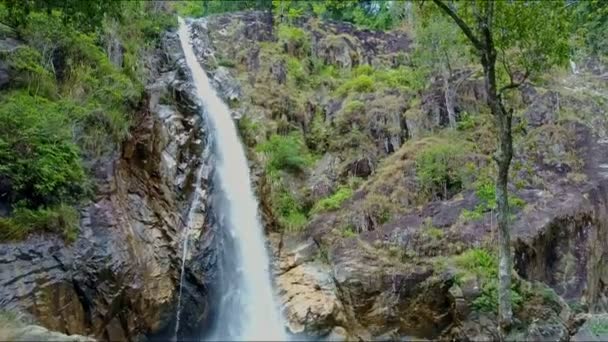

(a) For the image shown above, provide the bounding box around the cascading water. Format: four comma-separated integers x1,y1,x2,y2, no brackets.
174,160,206,338
177,17,286,341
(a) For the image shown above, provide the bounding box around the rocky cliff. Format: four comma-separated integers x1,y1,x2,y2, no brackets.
0,29,213,340
186,11,608,341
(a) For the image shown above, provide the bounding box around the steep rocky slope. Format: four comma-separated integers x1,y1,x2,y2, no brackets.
0,29,213,340
189,11,608,341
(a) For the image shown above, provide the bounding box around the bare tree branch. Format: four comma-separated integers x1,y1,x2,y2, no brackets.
498,68,530,97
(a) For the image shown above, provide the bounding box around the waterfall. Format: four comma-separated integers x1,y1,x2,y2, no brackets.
174,159,206,338
177,17,286,341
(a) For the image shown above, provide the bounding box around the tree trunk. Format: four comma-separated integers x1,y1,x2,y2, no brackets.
443,70,457,128
483,50,514,331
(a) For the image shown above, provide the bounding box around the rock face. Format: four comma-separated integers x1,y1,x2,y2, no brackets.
0,31,212,340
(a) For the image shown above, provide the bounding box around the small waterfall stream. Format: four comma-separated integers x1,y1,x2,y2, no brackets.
176,17,286,341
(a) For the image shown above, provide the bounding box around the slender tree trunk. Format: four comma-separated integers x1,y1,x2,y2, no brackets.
483,50,514,332
443,70,456,128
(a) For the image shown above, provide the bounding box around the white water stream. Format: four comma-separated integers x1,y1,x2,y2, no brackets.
176,17,285,341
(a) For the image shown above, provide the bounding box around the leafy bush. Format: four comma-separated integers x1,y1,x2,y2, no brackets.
3,46,57,97
286,57,306,84
277,24,310,57
461,178,526,222
415,141,469,200
0,93,87,207
271,188,307,232
311,187,353,213
257,133,312,177
0,204,79,242
336,74,375,96
454,248,524,313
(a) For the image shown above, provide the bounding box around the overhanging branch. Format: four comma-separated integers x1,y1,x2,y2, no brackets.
431,0,484,52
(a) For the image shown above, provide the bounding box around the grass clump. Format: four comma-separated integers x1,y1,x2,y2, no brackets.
454,248,524,313
461,178,526,222
0,204,79,242
312,186,353,214
271,188,308,232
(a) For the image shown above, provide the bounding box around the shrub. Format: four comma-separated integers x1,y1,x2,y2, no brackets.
336,74,375,96
454,248,524,313
0,204,79,242
277,24,310,57
272,188,308,232
3,46,57,97
312,186,353,213
415,141,469,200
286,56,306,84
0,92,87,207
335,99,366,133
257,133,312,177
460,179,527,222
237,115,262,147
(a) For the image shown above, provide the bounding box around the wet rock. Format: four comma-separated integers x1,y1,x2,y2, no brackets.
213,66,242,101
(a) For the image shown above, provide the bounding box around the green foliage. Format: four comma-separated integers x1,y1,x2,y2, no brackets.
0,204,79,242
0,93,87,207
454,248,524,313
277,24,310,57
415,141,469,200
312,186,353,214
341,224,357,238
285,57,306,84
572,0,608,57
460,178,526,221
257,133,312,177
2,0,123,31
272,187,307,232
589,316,608,335
238,115,262,147
0,1,172,242
307,111,329,153
175,0,270,18
3,46,56,97
457,112,479,131
336,75,374,96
